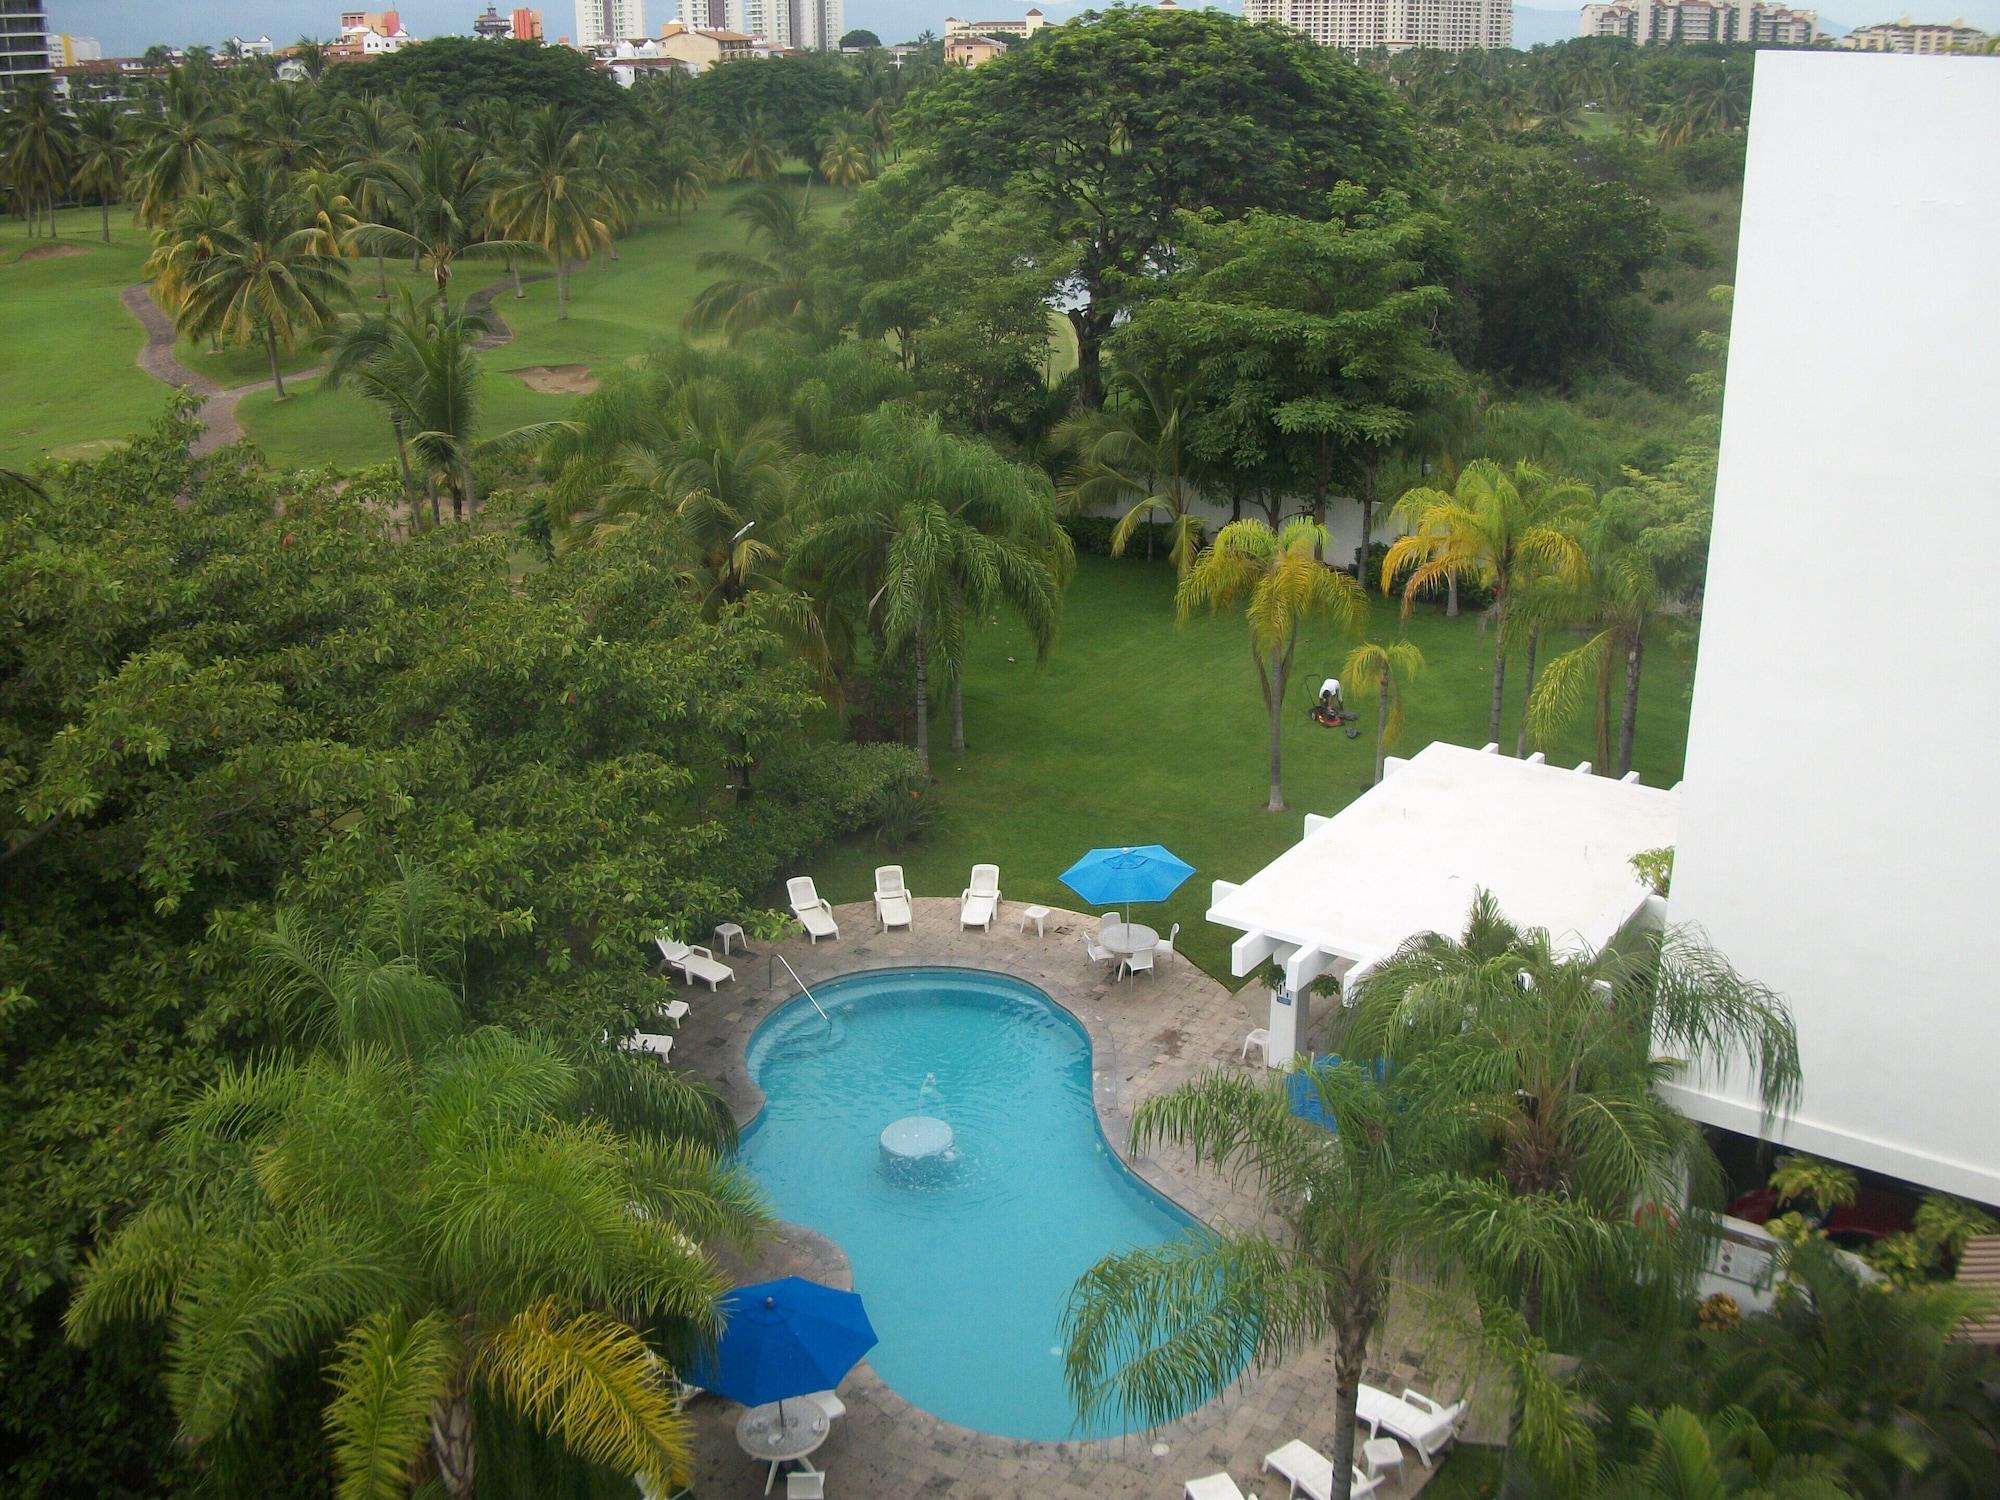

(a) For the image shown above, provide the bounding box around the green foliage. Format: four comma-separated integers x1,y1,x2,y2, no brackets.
1630,846,1675,897
1768,1155,1859,1217
321,37,633,124
686,54,863,164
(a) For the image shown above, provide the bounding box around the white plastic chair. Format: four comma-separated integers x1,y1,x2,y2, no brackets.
960,863,1000,930
873,865,913,931
787,876,840,943
1158,921,1181,963
1263,1439,1381,1500
1084,935,1115,970
1241,1027,1271,1065
1118,946,1156,983
655,936,735,991
785,1472,825,1499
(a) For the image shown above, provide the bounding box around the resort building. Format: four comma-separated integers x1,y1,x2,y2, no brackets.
575,0,648,47
338,9,416,52
1836,15,1989,50
655,20,754,68
0,0,51,92
1243,0,1513,53
941,8,1047,40
1578,0,1820,44
944,31,1009,64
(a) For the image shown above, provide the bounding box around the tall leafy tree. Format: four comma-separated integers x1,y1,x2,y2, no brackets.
491,106,609,322
1,81,75,238
340,97,417,299
1053,364,1206,577
1382,460,1590,750
129,68,234,226
348,129,535,309
792,409,1070,766
1177,518,1369,812
909,8,1414,404
1341,639,1424,786
66,878,766,1500
684,184,822,344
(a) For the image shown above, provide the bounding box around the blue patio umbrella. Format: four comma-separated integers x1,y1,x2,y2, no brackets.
684,1276,877,1411
1059,844,1196,926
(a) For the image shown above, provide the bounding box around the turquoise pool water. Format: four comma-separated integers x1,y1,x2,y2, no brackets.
739,967,1203,1440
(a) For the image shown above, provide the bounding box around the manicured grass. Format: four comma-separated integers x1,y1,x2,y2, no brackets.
0,208,161,468
798,554,1695,981
1418,1445,1505,1499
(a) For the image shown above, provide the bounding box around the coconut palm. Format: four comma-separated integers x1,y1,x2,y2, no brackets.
170,166,349,397
817,125,873,188
128,69,233,226
1527,475,1707,777
651,134,710,221
1587,1406,1854,1499
340,97,416,298
66,878,764,1500
1341,639,1424,786
1382,460,1590,751
1064,1059,1610,1500
727,114,781,181
791,409,1070,768
245,81,326,175
1343,889,1801,1331
68,102,128,243
1053,364,1207,578
684,184,821,344
491,107,609,322
294,168,360,259
1,81,75,237
347,128,536,309
1179,519,1369,812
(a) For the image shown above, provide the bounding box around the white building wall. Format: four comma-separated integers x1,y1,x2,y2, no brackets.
1665,53,2000,1205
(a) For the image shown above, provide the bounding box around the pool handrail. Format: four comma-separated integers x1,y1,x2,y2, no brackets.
768,952,831,1028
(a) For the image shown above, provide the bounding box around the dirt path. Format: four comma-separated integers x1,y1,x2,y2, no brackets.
119,268,548,459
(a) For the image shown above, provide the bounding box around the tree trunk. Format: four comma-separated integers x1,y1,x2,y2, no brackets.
950,676,966,753
556,262,568,321
376,252,388,298
1514,626,1540,758
1374,664,1390,785
428,1393,477,1500
426,474,441,528
1617,633,1643,778
1446,573,1460,617
100,199,110,243
459,459,478,520
1266,671,1287,813
265,325,286,399
1487,591,1508,748
1355,457,1377,580
1067,304,1111,408
392,427,419,527
912,619,931,772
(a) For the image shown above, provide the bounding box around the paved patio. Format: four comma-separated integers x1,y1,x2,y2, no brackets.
668,895,1482,1500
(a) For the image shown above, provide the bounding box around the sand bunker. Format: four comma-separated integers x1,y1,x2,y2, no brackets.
16,243,90,262
511,364,597,395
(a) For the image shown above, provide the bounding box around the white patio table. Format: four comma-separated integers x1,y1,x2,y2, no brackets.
735,1402,830,1495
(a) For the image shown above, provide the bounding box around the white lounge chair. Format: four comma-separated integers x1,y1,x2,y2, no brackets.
1356,1384,1466,1468
1118,946,1157,983
619,1031,674,1064
655,937,735,992
1159,921,1181,964
1185,1474,1258,1500
960,864,1000,930
1262,1440,1380,1500
787,876,840,943
874,865,913,931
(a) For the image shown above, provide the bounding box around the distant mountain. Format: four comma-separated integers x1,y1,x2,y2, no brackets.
1513,5,1580,47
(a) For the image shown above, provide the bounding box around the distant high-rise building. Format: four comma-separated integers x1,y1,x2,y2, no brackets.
474,4,511,36
1245,0,1512,53
1579,1,1819,44
1836,15,1988,51
1,0,52,91
721,0,836,48
576,0,648,45
678,0,727,26
513,6,546,37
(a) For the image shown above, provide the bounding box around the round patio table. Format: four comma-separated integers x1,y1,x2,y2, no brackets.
1098,921,1159,956
735,1402,830,1495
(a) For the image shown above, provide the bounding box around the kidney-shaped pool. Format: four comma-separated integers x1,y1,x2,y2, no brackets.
739,966,1210,1440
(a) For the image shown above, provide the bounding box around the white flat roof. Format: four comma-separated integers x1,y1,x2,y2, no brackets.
1207,741,1679,986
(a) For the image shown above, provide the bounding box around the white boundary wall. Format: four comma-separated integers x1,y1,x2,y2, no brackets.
1664,53,2000,1204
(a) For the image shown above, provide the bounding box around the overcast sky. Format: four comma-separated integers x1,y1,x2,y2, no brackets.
49,0,1999,56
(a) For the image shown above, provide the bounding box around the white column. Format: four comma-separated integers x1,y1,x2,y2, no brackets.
1265,979,1309,1070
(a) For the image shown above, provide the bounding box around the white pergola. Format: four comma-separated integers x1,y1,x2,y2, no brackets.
1207,742,1681,1065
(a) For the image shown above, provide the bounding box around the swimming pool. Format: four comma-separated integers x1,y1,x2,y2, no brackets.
739,966,1207,1440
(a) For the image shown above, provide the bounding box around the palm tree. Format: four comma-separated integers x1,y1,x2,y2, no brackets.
1381,459,1590,751
340,97,416,299
792,409,1070,768
171,166,349,397
1341,639,1424,786
817,125,873,188
294,168,360,258
1,81,75,238
1063,1060,1608,1500
491,107,610,322
245,80,326,175
128,68,233,226
651,134,710,221
1053,364,1206,577
727,114,781,181
1343,889,1802,1330
66,878,764,1500
293,37,330,82
1528,479,1708,778
684,184,821,344
69,102,128,243
1588,1406,1855,1499
348,128,536,309
1179,519,1369,813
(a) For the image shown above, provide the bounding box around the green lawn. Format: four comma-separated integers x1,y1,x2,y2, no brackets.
0,209,161,467
796,554,1694,981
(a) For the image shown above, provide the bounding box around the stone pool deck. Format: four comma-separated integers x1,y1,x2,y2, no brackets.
668,896,1488,1500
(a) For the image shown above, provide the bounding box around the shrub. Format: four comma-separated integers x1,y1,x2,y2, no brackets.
873,782,937,849
1061,514,1202,560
